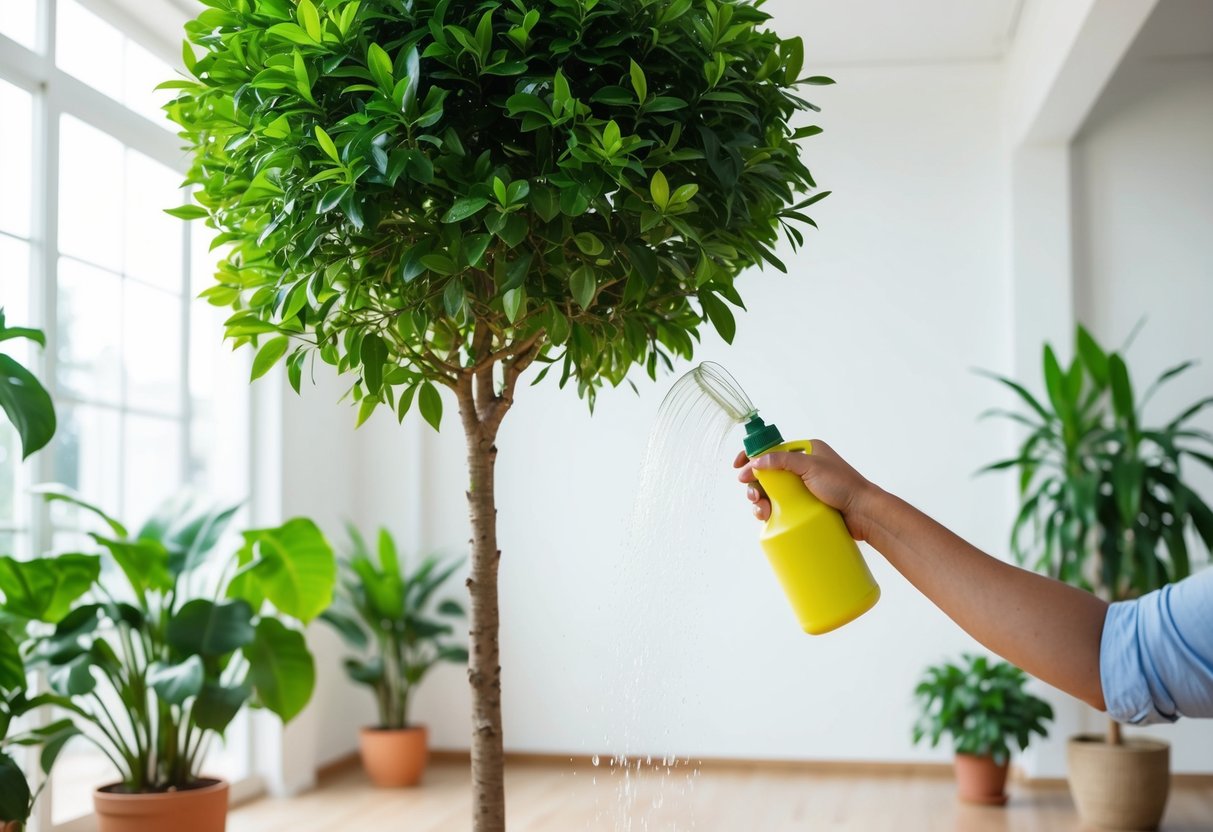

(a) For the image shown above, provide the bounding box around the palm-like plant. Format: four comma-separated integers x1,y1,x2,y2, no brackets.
981,324,1213,743
322,527,466,729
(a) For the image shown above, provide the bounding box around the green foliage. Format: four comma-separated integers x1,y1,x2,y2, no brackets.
980,325,1213,600
0,309,56,459
0,488,336,793
912,654,1053,765
321,526,466,728
168,0,828,419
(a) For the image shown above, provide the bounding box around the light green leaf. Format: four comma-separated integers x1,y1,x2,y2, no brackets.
629,59,647,103
243,518,336,623
314,126,340,163
148,655,204,705
570,266,596,310
251,336,290,380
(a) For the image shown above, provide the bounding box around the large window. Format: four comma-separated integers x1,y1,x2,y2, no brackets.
1,1,254,827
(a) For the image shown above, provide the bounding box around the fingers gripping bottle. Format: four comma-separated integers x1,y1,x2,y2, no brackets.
743,414,880,634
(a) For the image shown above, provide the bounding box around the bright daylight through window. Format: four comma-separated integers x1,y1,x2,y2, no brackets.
1,0,253,827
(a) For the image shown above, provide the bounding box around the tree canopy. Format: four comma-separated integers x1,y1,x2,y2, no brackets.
168,0,828,423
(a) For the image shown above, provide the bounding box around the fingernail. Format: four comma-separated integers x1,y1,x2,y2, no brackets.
747,486,758,502
752,505,761,517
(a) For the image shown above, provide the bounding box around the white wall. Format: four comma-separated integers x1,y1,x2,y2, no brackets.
1071,33,1213,773
394,62,1015,766
297,3,1213,779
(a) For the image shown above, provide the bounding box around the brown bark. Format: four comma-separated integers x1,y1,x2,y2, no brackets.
454,335,543,832
459,379,506,832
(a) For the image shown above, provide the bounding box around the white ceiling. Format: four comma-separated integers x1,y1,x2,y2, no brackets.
766,0,1025,66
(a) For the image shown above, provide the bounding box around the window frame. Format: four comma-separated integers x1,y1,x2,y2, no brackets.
0,2,265,828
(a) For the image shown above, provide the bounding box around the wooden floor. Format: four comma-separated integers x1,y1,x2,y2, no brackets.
229,759,1213,831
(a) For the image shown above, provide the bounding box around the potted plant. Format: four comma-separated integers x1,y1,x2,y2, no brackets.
0,488,336,832
167,1,828,825
982,325,1213,829
912,654,1054,805
0,313,57,831
321,526,467,787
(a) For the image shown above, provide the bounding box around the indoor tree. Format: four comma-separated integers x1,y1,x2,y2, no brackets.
166,0,827,826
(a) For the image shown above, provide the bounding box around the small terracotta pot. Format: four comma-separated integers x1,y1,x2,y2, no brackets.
954,753,1009,806
93,778,229,832
359,725,429,787
3,820,23,832
1068,734,1169,830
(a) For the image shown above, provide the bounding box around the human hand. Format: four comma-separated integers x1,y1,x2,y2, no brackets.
733,439,877,540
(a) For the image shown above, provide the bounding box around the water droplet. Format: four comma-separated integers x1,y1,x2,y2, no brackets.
592,754,600,766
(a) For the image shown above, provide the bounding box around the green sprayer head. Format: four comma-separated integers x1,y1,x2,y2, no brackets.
743,413,785,458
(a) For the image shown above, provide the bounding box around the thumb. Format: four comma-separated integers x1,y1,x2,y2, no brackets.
749,451,814,477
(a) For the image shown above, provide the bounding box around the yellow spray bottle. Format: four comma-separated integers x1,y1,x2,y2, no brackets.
742,413,881,635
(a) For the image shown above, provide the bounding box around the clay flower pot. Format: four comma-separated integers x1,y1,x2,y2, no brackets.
360,725,429,787
954,753,1009,805
2,821,23,832
93,778,229,832
1068,734,1169,830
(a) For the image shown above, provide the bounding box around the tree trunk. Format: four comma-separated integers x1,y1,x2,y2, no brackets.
461,396,506,831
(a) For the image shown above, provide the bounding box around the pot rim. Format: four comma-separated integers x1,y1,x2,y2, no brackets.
94,778,229,800
1067,733,1170,752
954,752,1010,765
361,724,428,734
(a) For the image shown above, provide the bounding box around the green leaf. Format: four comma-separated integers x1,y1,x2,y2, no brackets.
49,653,96,696
367,42,394,90
573,232,604,256
699,292,737,344
38,721,80,776
443,278,465,317
360,332,387,394
0,629,22,691
314,126,340,163
443,196,489,223
241,518,336,623
251,336,290,380
147,655,204,705
167,599,256,657
192,678,253,734
503,287,524,323
0,354,56,459
165,204,209,220
297,0,322,40
570,266,596,310
418,382,442,430
244,618,315,723
1108,353,1135,427
629,59,647,103
1075,325,1108,385
0,753,31,824
782,36,804,86
0,554,100,623
650,171,669,210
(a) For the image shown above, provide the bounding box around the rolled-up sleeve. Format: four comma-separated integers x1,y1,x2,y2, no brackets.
1100,568,1213,725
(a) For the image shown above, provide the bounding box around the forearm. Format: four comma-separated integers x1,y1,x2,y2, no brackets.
857,486,1109,710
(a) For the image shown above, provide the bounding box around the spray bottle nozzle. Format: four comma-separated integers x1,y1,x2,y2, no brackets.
743,413,785,458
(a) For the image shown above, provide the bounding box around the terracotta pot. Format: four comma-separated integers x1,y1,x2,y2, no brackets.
359,725,429,787
93,778,228,832
1068,734,1169,830
2,821,23,832
953,753,1009,805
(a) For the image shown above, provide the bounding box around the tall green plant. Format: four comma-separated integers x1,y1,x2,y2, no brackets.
167,0,826,824
0,313,56,826
912,654,1053,765
981,324,1213,742
322,526,467,729
0,489,336,793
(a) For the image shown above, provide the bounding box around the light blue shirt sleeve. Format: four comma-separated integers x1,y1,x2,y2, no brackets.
1100,567,1213,725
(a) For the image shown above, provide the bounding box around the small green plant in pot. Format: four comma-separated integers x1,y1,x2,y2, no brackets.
0,488,336,832
981,324,1213,829
321,526,467,787
913,654,1053,806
